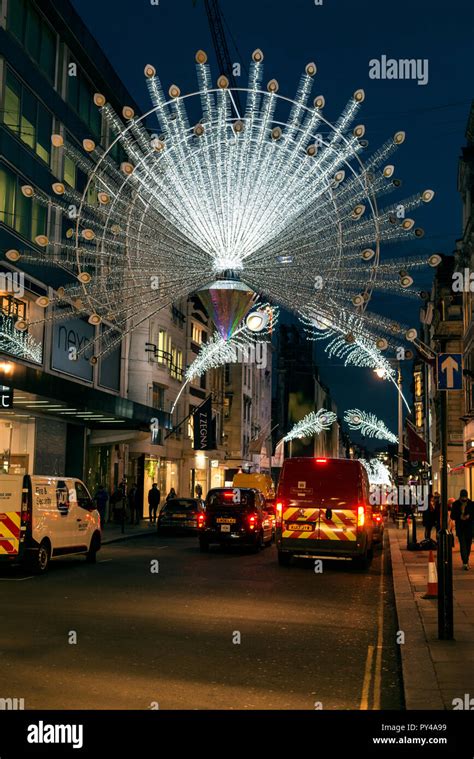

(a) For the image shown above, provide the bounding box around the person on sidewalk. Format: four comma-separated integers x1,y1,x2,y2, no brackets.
450,489,474,570
166,487,177,502
422,494,439,541
94,485,109,530
128,483,140,525
148,483,161,523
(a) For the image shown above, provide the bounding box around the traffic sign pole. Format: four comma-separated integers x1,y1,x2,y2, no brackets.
437,354,455,641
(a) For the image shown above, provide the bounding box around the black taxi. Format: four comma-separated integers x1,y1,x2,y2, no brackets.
198,487,273,552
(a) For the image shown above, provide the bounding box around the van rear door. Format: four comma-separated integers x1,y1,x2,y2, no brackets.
0,474,23,559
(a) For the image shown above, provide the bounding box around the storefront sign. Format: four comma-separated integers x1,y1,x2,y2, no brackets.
0,386,13,408
52,316,94,381
193,397,215,451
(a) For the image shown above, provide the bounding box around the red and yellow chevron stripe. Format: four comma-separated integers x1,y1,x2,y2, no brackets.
282,508,357,541
0,512,21,555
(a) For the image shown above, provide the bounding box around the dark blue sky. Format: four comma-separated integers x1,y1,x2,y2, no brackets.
70,0,473,445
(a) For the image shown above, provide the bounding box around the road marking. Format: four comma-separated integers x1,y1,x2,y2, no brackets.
0,575,34,581
373,541,385,709
360,644,374,710
98,559,113,563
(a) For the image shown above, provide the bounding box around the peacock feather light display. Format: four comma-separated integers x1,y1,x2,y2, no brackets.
4,49,438,367
283,409,337,443
345,408,398,443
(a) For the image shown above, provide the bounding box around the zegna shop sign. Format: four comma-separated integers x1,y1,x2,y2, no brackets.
52,317,94,382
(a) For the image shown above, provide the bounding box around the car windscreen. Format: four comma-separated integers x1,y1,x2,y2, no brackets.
164,499,198,512
206,489,255,510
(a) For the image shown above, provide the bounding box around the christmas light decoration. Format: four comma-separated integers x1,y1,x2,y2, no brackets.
0,314,43,364
171,304,277,413
11,50,435,363
345,408,398,443
359,458,393,486
283,409,337,442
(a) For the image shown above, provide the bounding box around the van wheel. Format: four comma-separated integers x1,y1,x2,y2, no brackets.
278,550,292,566
86,533,101,563
31,541,50,574
352,547,372,570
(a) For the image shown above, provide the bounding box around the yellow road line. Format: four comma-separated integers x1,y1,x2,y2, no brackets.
373,538,385,709
360,644,374,710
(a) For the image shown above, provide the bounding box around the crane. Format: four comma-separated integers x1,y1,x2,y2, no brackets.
193,0,244,115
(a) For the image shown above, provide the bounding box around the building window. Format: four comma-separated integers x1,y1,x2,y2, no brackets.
67,63,102,140
1,294,27,320
152,383,164,410
170,347,183,380
192,323,204,344
3,69,53,165
7,0,56,83
0,163,47,242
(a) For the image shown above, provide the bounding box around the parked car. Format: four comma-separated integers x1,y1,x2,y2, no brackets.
157,498,204,534
275,457,374,569
0,473,101,573
372,505,385,543
198,487,273,552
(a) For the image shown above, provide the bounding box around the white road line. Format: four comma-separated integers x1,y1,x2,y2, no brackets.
0,576,34,581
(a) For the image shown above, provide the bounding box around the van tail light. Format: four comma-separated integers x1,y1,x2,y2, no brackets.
357,505,365,528
197,513,206,529
275,501,284,526
21,510,31,524
315,458,327,463
248,513,257,530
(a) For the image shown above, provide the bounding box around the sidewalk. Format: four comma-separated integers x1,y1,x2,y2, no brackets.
388,523,474,710
100,518,158,544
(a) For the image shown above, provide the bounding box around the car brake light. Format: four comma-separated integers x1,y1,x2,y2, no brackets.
223,491,234,499
197,513,206,528
248,513,257,529
315,458,327,463
357,505,365,527
374,514,382,522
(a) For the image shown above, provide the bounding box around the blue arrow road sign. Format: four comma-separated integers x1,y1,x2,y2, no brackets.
437,353,463,390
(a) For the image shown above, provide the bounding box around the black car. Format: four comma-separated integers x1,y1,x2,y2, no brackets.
198,487,273,552
157,498,204,534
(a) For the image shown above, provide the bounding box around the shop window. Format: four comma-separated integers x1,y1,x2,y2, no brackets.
192,323,204,344
3,69,52,165
0,163,47,242
7,0,56,83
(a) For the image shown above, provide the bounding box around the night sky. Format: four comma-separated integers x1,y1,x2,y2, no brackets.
70,0,473,447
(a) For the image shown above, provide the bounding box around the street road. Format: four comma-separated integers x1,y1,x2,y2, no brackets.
1,532,403,709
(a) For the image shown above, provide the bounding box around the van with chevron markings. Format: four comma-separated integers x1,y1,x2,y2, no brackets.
275,457,374,569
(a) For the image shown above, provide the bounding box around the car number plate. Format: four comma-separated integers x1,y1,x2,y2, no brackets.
172,514,187,519
216,517,236,524
220,524,231,532
287,522,314,531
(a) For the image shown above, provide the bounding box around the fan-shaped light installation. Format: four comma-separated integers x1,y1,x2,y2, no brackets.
0,314,43,364
283,409,337,442
345,408,398,443
8,49,436,363
359,458,393,486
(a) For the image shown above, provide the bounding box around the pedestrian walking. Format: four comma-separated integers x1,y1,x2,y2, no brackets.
148,483,161,523
94,484,109,530
450,489,474,570
111,481,127,524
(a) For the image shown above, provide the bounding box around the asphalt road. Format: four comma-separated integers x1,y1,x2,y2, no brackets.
0,531,404,710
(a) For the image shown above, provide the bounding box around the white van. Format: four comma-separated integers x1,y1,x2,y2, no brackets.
0,474,101,573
